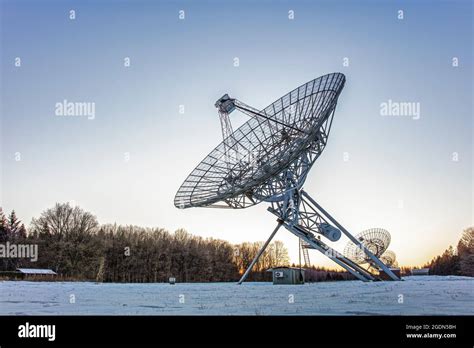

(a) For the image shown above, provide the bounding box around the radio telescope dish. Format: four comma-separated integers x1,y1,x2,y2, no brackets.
175,73,345,210
343,228,391,265
175,73,400,282
380,250,397,267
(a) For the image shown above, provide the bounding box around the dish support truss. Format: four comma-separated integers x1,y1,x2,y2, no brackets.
222,103,401,283
238,189,400,283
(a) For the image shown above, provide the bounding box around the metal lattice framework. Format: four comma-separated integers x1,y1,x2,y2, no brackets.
343,228,391,264
175,73,400,282
300,238,311,267
174,73,345,209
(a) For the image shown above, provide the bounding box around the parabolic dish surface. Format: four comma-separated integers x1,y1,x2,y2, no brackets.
175,73,345,209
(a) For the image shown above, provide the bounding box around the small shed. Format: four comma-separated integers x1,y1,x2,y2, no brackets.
267,267,305,285
16,268,57,277
411,268,430,276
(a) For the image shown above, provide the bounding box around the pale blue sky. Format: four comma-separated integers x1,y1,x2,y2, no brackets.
1,0,472,266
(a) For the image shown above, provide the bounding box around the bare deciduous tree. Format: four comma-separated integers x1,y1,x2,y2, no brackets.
29,203,99,275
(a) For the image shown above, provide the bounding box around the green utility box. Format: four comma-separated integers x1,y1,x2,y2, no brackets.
268,267,305,285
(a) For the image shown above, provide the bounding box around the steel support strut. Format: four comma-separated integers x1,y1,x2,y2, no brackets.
300,190,400,281
283,223,373,281
237,220,283,284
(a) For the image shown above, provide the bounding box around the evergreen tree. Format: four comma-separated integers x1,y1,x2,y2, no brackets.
0,207,8,242
8,210,21,236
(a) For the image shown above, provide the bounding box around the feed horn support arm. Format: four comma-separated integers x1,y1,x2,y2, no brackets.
233,99,305,133
214,94,305,134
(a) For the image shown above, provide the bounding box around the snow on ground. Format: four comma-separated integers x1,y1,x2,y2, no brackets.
0,276,472,315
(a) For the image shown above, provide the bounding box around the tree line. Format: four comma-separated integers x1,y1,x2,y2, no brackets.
0,210,27,271
423,227,473,277
2,203,472,282
0,203,290,282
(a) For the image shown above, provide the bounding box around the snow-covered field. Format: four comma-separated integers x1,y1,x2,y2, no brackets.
0,276,472,315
